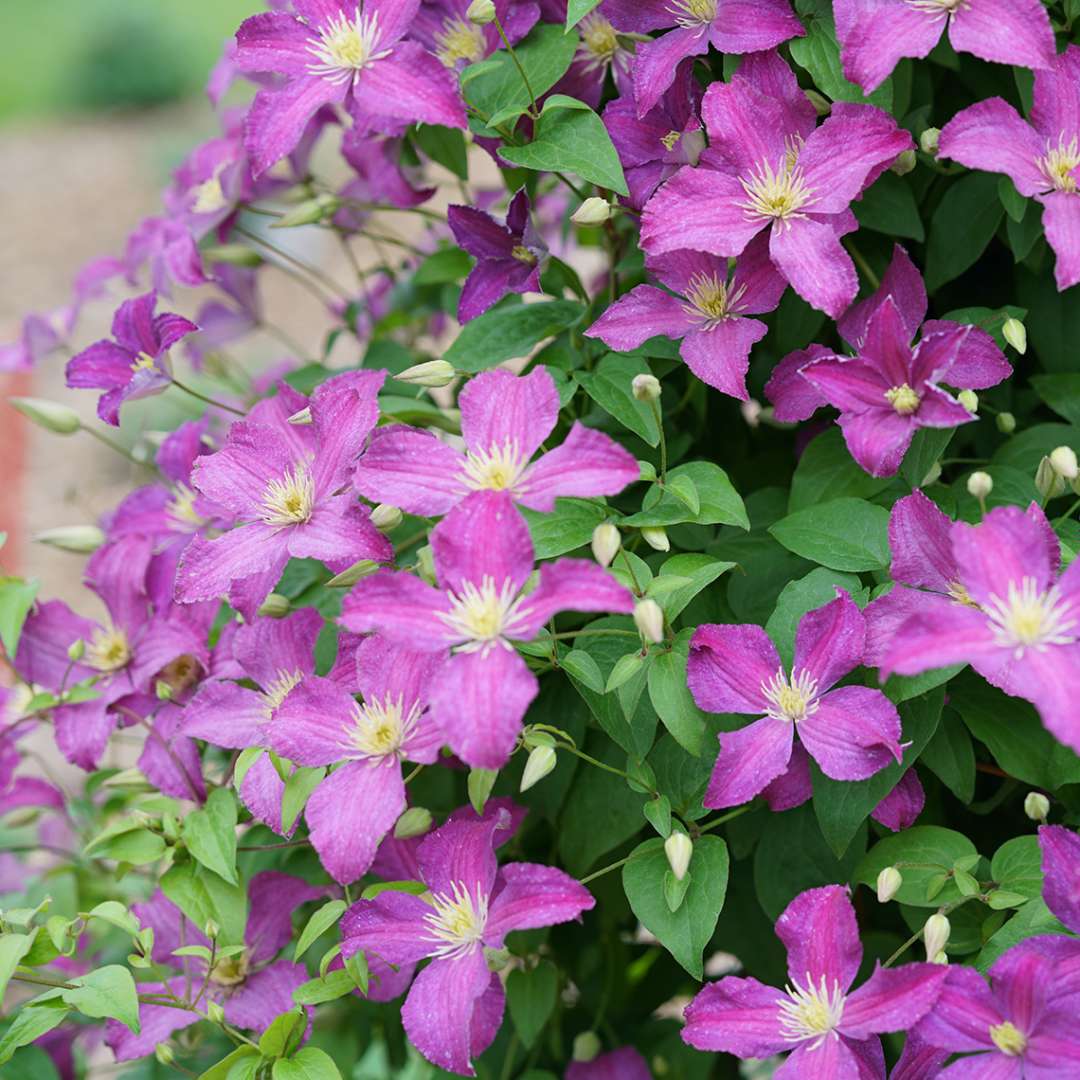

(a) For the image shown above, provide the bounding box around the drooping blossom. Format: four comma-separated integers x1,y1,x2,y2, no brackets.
353,366,638,516
175,370,393,618
65,292,198,426
0,312,63,374
412,0,538,70
682,885,947,1077
341,808,594,1075
687,590,904,809
835,0,1056,95
447,189,547,323
185,266,263,368
938,46,1080,291
585,234,786,399
341,490,634,767
125,216,209,297
641,51,912,316
233,0,466,176
566,1046,651,1079
333,129,435,233
881,504,1080,755
105,872,323,1060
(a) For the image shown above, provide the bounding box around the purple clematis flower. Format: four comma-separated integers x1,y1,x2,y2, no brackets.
265,635,445,884
687,590,904,809
870,767,925,832
566,1046,651,1079
353,366,638,516
585,234,786,399
0,312,63,374
234,0,466,176
105,872,324,1060
836,0,1056,96
185,266,263,369
554,5,635,112
914,949,1080,1077
412,0,539,71
641,51,912,317
125,216,208,297
939,46,1080,291
881,503,1080,756
340,808,594,1075
65,292,198,426
447,189,548,323
175,370,393,619
683,884,948,1078
341,490,634,767
334,129,435,233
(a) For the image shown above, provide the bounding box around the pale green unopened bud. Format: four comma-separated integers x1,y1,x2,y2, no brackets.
468,767,498,815
920,127,941,155
257,593,291,618
1002,317,1027,354
394,807,433,839
1050,445,1078,481
9,397,81,436
397,360,455,388
1024,791,1050,823
34,525,105,554
966,471,993,500
67,639,85,662
572,1032,602,1063
155,680,174,702
520,745,557,792
631,373,661,402
415,544,437,585
923,913,950,961
467,0,496,23
634,598,665,644
591,522,620,568
570,197,612,226
996,411,1016,435
664,831,692,882
741,398,762,428
271,193,342,228
371,504,403,531
154,1043,175,1066
287,406,312,426
804,89,831,117
203,244,264,268
207,1001,226,1025
876,866,902,903
957,389,979,414
891,149,917,176
640,526,670,552
325,560,379,588
1035,455,1064,499
203,920,220,941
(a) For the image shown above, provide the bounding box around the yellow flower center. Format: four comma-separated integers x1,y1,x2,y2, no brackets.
462,440,528,493
905,0,966,12
669,0,718,28
131,351,157,373
1039,135,1080,193
191,173,228,215
683,273,747,328
351,694,420,759
437,576,527,651
307,8,390,85
435,16,486,67
158,654,202,695
738,141,815,224
661,130,683,152
86,626,132,673
778,973,845,1048
167,484,206,530
885,383,921,415
579,13,619,66
260,669,303,715
511,244,537,265
260,468,315,528
984,576,1078,656
989,1021,1027,1057
761,667,819,723
423,882,489,959
210,950,249,988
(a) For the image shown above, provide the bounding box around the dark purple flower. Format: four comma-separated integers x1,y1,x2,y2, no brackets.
411,0,539,70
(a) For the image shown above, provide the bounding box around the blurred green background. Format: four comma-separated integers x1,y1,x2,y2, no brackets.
0,0,261,120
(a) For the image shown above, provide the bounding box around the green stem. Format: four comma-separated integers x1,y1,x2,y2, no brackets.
546,628,639,641
493,14,538,117
695,804,754,836
617,547,644,596
169,378,245,417
234,224,350,303
580,854,633,886
80,425,148,468
844,239,880,290
882,896,978,968
649,398,667,484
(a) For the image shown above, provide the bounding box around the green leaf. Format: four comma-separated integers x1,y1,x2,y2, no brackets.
281,767,324,833
649,735,712,823
196,1047,261,1080
854,171,923,241
560,649,605,694
788,429,893,512
769,498,890,571
998,176,1027,222
920,710,975,803
900,428,953,488
976,898,1068,972
468,767,498,815
0,1000,70,1066
574,353,660,445
500,96,628,195
855,826,978,908
291,969,357,1005
0,934,34,1005
181,787,239,885
507,961,558,1049
161,858,248,947
622,462,749,530
259,1008,307,1058
647,634,707,756
444,300,584,372
520,497,610,559
652,554,735,622
925,172,1005,291
765,567,866,669
1031,373,1080,427
294,900,346,963
0,577,38,658
565,0,603,29
990,836,1042,901
85,901,141,937
272,1048,343,1080
789,13,892,108
606,651,646,693
62,965,140,1032
92,827,167,866
622,835,729,979
412,125,468,180
413,247,471,286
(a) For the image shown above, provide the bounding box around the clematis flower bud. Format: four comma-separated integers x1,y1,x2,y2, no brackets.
257,593,291,618
9,397,81,436
271,193,341,228
571,197,612,226
371,504,403,531
891,149,917,176
876,866,903,903
634,598,665,644
740,398,762,428
966,471,993,500
467,0,496,23
804,89,831,116
520,745,557,792
1002,317,1027,354
572,1032,602,1063
287,406,312,425
207,1002,225,1025
591,522,620,567
1024,791,1050,823
397,359,455,387
325,560,380,588
67,639,85,662
996,411,1016,434
35,525,105,554
154,1044,175,1066
394,807,433,839
923,913,950,962
920,127,941,155
203,244,264,267
204,920,220,941
1035,456,1065,499
632,373,661,401
640,527,670,552
957,389,979,413
1050,445,1078,481
415,545,436,585
664,831,693,882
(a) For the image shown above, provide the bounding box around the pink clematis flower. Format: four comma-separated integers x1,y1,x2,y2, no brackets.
585,234,786,399
682,885,947,1078
411,0,539,71
65,292,198,426
553,4,635,112
881,503,1080,756
340,490,634,768
687,590,904,809
353,366,638,516
566,1046,651,1079
233,0,466,176
175,370,393,619
340,808,594,1075
938,46,1080,291
641,51,912,317
835,0,1056,96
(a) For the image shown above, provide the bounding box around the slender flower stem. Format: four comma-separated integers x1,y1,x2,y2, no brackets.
580,854,634,885
169,378,245,417
695,804,754,836
233,224,350,303
844,239,881,290
403,763,425,785
546,628,639,640
649,399,668,483
493,14,538,117
80,425,148,468
881,895,977,968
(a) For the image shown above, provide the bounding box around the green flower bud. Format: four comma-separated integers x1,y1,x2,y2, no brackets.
287,406,312,426
397,360,455,388
572,1032,603,1063
804,89,831,117
467,0,497,23
591,522,620,568
891,149,917,176
520,745,557,792
256,593,291,618
9,397,81,436
996,411,1016,435
1035,456,1065,499
640,526,670,552
957,389,979,413
923,913,950,961
571,197,612,225
876,866,902,903
966,471,993,500
34,525,105,553
202,244,264,268
631,373,661,401
1050,445,1078,482
664,831,692,882
154,1044,175,1066
325,560,380,588
207,1001,226,1025
271,193,342,228
1002,317,1027,355
634,598,665,644
920,127,941,155
1024,791,1050,822
371,504,403,531
67,639,85,662
394,807,434,839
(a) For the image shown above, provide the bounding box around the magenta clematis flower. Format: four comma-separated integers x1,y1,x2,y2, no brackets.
641,51,912,317
797,298,975,477
340,808,594,1075
411,0,539,71
566,1046,651,1079
687,590,904,809
334,130,435,233
585,234,786,399
870,767,924,832
882,503,1080,755
341,490,634,767
939,46,1080,291
265,636,445,884
0,312,63,374
353,366,638,516
185,266,263,368
234,0,466,176
65,292,198,426
175,370,393,619
914,949,1080,1076
125,216,208,297
447,190,548,323
554,5,635,112
105,872,324,1060
835,0,1056,96
683,885,947,1077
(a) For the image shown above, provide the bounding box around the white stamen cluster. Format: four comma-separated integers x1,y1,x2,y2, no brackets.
261,468,315,528
434,16,486,67
760,667,819,723
437,576,528,651
461,440,529,493
738,143,815,225
576,13,621,71
260,669,303,715
423,881,489,959
350,694,421,759
778,973,846,1048
682,273,747,329
307,8,390,86
86,626,132,673
984,576,1078,656
666,0,718,30
1038,135,1080,193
